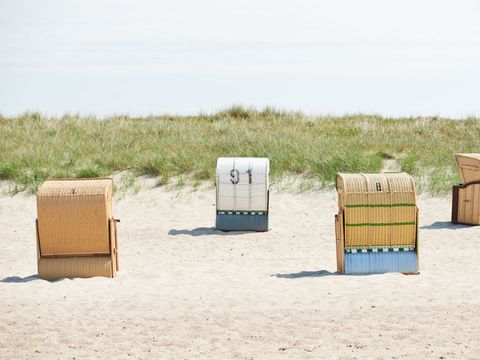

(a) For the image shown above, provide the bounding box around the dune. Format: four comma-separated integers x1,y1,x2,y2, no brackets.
1,187,479,359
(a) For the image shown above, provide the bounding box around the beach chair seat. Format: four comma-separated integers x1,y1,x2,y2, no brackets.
335,173,419,274
36,178,119,280
216,157,269,231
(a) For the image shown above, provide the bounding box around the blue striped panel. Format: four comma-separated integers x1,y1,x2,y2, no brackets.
344,250,418,275
216,213,269,232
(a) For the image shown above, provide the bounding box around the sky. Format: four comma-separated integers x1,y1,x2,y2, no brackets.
0,0,479,117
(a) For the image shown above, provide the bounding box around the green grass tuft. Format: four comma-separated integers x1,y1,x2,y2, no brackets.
0,107,478,194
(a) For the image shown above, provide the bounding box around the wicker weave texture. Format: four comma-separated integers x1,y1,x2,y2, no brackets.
337,173,417,247
38,256,115,280
337,173,415,203
457,184,480,225
456,153,480,184
37,179,113,255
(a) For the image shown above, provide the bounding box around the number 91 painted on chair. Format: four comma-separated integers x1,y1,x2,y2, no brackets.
216,157,270,231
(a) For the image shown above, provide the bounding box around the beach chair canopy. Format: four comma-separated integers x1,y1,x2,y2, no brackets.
455,153,480,184
336,173,417,247
37,178,113,256
216,157,269,212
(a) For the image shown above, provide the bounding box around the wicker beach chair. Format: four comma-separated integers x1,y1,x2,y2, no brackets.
452,154,480,225
36,178,119,280
216,157,269,231
335,173,419,274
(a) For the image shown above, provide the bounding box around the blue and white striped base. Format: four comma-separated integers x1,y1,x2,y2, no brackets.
216,211,268,232
344,250,418,274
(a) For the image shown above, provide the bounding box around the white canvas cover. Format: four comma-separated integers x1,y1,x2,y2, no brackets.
216,157,269,211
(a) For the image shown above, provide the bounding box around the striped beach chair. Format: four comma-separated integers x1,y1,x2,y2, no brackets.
335,173,419,275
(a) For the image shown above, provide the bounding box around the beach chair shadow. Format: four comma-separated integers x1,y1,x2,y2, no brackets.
168,227,253,236
273,270,338,279
0,275,39,283
420,221,471,230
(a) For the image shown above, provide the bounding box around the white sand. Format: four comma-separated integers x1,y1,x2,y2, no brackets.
1,187,479,359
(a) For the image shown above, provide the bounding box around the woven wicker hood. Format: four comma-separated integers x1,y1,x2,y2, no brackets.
37,178,113,256
336,173,417,248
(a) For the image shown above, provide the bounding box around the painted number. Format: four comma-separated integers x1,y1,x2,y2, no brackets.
230,169,239,184
230,168,253,185
247,169,252,184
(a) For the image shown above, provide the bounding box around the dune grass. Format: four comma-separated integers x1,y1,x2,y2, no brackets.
0,107,478,194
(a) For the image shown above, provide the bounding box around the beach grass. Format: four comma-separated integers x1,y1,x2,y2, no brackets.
0,107,478,194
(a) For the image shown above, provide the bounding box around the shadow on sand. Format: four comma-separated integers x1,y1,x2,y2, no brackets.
273,270,338,279
0,275,39,283
420,221,472,230
168,227,253,237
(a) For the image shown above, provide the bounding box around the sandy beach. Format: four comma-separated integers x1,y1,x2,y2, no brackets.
1,186,479,359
